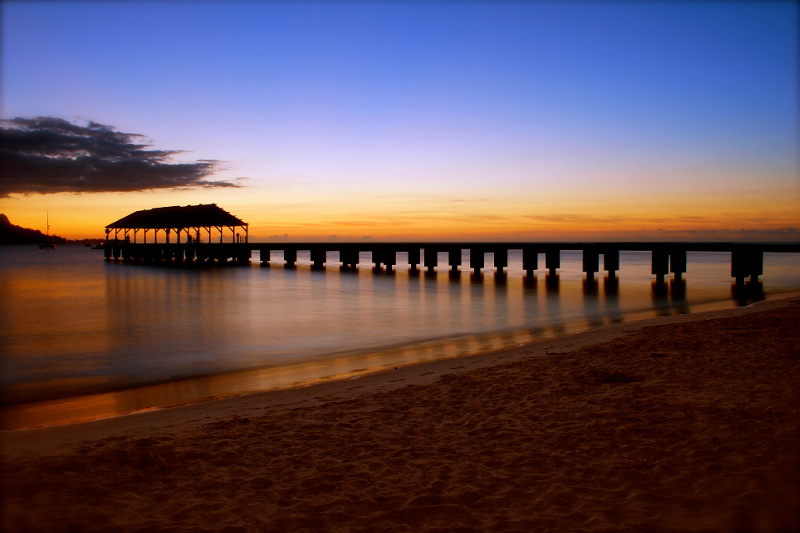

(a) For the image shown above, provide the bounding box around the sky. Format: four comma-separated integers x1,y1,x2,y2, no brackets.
1,1,798,241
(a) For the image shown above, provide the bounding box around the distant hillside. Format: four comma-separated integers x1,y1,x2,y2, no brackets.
0,214,67,245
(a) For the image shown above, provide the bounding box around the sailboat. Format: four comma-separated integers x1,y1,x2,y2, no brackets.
39,211,56,249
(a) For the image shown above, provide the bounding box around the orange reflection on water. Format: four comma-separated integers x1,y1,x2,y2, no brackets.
1,326,555,431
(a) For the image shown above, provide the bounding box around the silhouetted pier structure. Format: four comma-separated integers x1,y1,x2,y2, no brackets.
104,204,798,286
253,242,797,286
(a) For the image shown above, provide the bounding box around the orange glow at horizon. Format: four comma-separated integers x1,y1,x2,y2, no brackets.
2,179,798,243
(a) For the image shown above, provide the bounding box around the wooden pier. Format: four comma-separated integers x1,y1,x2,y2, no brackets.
103,205,798,286
104,240,800,286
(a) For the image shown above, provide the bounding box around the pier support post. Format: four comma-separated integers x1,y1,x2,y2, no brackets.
546,249,560,276
522,247,538,277
284,248,297,268
259,248,270,264
583,248,599,280
470,248,484,274
408,248,420,272
652,249,669,284
494,249,508,273
731,248,763,285
311,248,326,270
603,249,620,279
372,249,384,270
670,249,687,281
383,249,396,272
448,248,462,273
341,249,359,270
424,247,438,273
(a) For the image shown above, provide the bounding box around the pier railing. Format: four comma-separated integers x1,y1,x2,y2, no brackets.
104,240,799,285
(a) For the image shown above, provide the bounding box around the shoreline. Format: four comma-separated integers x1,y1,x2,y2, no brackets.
2,295,798,531
0,287,761,431
4,287,796,433
3,294,797,460
3,245,798,432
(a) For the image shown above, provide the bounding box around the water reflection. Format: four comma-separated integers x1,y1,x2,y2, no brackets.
582,277,599,295
603,275,619,296
544,274,566,335
651,279,690,316
2,246,798,429
731,281,765,306
669,280,690,315
603,275,623,324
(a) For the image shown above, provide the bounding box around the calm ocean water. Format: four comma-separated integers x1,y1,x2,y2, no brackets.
1,244,798,428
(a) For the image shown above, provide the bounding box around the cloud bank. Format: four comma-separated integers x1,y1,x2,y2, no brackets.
0,117,240,197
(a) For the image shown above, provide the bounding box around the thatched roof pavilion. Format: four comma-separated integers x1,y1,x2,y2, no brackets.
106,204,248,244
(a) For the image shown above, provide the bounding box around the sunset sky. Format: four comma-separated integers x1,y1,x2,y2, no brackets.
1,1,798,241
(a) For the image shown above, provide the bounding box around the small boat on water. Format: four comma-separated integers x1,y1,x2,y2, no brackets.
39,212,56,249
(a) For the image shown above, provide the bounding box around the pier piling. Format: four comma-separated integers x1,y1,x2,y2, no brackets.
494,248,508,273
383,249,397,271
311,249,326,269
284,248,297,267
582,248,600,280
424,247,438,273
670,249,687,281
340,249,358,270
604,249,620,278
448,248,462,273
652,249,670,284
546,249,560,276
731,248,763,286
408,248,420,272
470,247,485,274
522,247,539,277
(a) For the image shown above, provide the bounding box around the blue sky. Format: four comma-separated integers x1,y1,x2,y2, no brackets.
1,1,798,240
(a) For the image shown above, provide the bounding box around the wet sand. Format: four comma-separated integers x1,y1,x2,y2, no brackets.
2,297,799,532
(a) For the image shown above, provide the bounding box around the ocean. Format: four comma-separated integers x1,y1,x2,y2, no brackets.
1,244,798,429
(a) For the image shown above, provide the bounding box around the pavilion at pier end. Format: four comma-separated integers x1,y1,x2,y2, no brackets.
104,203,250,264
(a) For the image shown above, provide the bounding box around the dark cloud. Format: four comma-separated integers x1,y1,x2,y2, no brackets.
0,117,241,197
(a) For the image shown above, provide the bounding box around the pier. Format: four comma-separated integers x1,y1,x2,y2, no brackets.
104,240,799,286
104,204,798,286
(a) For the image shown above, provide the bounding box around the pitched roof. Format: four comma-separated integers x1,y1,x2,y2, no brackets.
106,204,247,230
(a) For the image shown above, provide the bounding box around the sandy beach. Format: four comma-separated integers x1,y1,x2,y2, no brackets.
2,297,799,532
